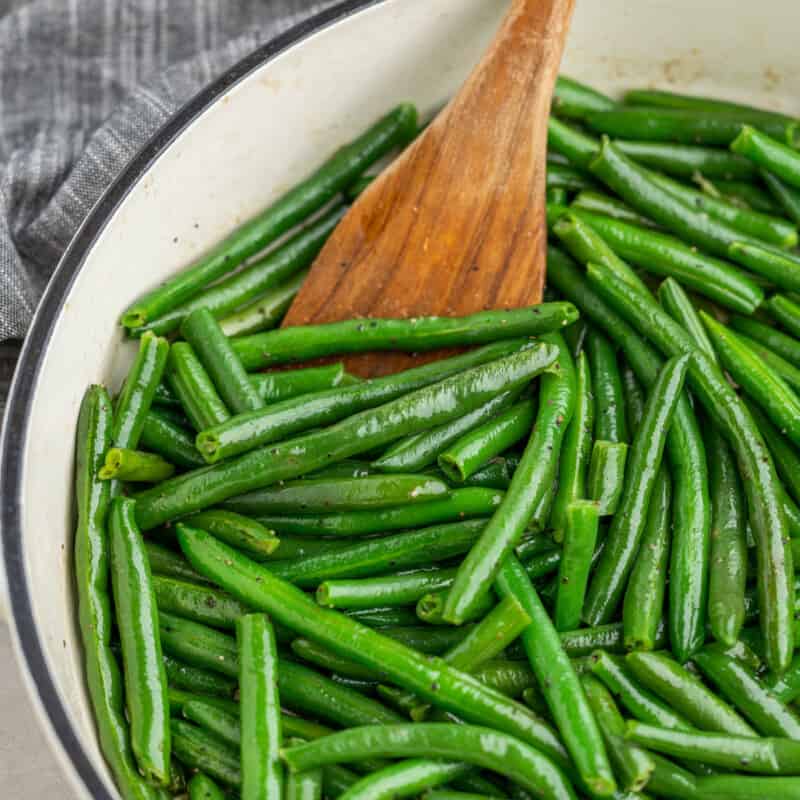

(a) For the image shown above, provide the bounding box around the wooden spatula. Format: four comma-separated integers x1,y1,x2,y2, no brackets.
282,0,575,376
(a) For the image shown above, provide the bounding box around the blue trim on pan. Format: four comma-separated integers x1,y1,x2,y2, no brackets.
0,1,384,796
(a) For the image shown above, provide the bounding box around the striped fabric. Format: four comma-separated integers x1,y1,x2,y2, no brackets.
0,0,338,342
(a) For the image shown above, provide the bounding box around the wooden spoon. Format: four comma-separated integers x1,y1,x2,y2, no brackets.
282,0,575,376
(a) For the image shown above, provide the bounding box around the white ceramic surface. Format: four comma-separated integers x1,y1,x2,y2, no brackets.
2,0,799,797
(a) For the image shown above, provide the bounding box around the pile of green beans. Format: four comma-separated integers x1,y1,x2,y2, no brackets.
73,86,800,800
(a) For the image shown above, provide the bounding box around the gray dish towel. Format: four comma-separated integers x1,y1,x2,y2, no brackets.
0,0,339,352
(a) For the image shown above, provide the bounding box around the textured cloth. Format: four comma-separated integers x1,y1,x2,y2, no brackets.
0,0,338,342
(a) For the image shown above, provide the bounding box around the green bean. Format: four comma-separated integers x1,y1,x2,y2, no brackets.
666,413,712,663
233,304,576,370
554,212,648,296
281,724,576,800
589,137,792,274
345,607,419,627
623,88,797,124
323,765,360,796
177,525,570,765
281,659,406,728
548,117,600,169
582,259,794,672
237,615,282,800
339,759,471,800
547,163,599,192
582,675,654,792
269,519,486,587
730,314,800,367
551,354,595,534
152,575,250,630
248,488,503,537
145,540,209,584
587,441,628,516
182,700,241,749
374,391,521,473
547,187,568,205
563,207,763,314
766,653,800,704
291,638,378,681
584,355,689,624
109,497,170,785
728,240,800,293
571,190,658,228
762,169,800,223
140,207,343,336
695,775,800,800
647,172,797,248
615,140,758,180
458,456,520,491
588,107,795,146
99,448,174,482
425,792,504,800
442,335,576,624
163,654,235,697
167,688,236,716
318,567,460,610
283,755,323,800
417,549,561,626
554,501,600,631
561,622,658,658
553,76,615,119
692,647,800,738
625,651,755,736
182,307,262,414
137,347,555,529
303,459,374,480
589,651,693,731
563,318,589,359
710,177,783,213
621,362,646,431
734,331,800,393
113,332,170,462
702,311,800,446
495,556,616,797
657,279,716,360
249,363,354,403
514,532,559,562
547,250,713,654
159,611,239,677
586,330,627,443
283,710,372,749
74,388,166,800
188,772,226,800
368,625,473,655
396,596,533,721
470,660,538,700
166,342,230,431
198,339,535,461
646,753,699,800
171,718,240,787
182,509,278,558
625,721,800,774
228,474,450,514
731,125,800,187
622,468,671,651
121,104,417,327
343,173,376,201
766,294,800,338
140,410,206,468
705,427,748,646
437,400,535,483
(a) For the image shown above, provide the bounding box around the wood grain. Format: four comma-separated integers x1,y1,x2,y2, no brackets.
283,0,574,376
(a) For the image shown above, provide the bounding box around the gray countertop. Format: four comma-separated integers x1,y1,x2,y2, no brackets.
1,623,75,797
